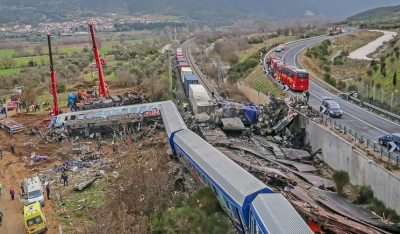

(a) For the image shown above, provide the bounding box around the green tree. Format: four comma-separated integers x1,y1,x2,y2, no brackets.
332,170,350,196
393,70,397,87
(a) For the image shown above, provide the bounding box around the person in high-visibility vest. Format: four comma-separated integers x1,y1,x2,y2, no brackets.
302,90,310,102
183,102,189,112
277,76,281,83
274,72,278,80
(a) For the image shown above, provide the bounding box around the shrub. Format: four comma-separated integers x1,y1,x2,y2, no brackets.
348,84,357,92
305,51,313,58
323,73,331,81
332,170,350,196
354,185,373,205
366,70,373,76
57,83,67,93
248,37,263,44
323,65,331,73
336,80,346,90
370,60,377,66
372,65,379,72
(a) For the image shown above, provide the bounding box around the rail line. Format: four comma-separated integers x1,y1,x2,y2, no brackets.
182,41,222,100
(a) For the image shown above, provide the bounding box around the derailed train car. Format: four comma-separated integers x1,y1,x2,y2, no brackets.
160,100,312,234
52,102,162,136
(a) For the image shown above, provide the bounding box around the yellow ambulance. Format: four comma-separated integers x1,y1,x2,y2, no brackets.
24,201,47,234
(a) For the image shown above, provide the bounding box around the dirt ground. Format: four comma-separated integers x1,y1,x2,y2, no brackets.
0,112,61,234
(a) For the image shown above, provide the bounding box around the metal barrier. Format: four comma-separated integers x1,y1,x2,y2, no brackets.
261,36,400,164
305,106,400,164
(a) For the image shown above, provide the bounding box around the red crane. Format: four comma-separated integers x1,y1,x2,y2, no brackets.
47,32,59,117
89,22,108,98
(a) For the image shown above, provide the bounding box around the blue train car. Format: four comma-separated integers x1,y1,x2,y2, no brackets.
249,194,312,234
173,129,274,233
160,100,187,154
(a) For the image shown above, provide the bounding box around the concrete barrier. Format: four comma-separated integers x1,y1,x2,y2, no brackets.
237,81,270,105
305,119,400,213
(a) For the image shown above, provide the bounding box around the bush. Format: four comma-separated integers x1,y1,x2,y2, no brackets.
248,37,263,44
323,73,331,81
323,65,331,73
57,83,67,93
242,58,258,70
367,70,373,76
305,51,313,58
332,170,350,196
370,60,377,66
348,84,357,92
372,65,379,72
336,80,346,90
354,185,373,205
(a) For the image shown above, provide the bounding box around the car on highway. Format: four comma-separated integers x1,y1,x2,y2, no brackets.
275,46,282,52
7,101,17,110
320,97,343,118
378,133,400,150
279,44,286,50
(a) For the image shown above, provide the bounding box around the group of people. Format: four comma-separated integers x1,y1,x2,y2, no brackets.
0,145,15,159
95,131,121,154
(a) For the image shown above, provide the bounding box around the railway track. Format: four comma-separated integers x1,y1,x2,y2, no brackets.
182,41,223,100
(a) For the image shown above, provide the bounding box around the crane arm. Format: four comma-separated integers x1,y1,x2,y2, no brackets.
47,33,59,116
89,22,108,98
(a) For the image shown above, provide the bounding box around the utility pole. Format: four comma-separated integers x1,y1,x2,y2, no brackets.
169,52,172,90
174,16,177,41
217,59,222,91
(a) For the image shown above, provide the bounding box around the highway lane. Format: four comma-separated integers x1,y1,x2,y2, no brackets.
276,33,400,141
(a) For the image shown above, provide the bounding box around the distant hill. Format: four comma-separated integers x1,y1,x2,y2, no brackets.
342,4,400,28
0,0,399,24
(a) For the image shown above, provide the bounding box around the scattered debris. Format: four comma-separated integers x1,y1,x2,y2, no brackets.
73,178,97,191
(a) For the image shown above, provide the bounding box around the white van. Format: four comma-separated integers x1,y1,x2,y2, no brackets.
19,176,45,207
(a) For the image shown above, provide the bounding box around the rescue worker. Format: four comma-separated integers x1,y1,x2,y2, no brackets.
61,173,68,186
10,129,13,139
97,141,102,151
0,182,2,194
183,102,189,112
10,187,15,200
302,90,310,102
274,72,278,80
10,144,14,154
46,183,50,200
0,148,2,160
42,101,46,108
113,142,118,154
277,75,281,83
20,182,24,194
0,211,3,226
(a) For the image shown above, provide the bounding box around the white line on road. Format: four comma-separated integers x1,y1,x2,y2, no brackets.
310,91,389,135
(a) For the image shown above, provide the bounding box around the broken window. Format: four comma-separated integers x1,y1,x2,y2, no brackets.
130,107,137,113
121,109,128,115
94,112,102,118
86,113,93,119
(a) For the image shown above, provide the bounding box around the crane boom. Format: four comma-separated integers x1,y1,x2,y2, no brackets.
47,33,59,116
89,22,108,98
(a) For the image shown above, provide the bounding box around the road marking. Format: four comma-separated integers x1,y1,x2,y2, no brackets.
288,39,400,129
310,91,389,135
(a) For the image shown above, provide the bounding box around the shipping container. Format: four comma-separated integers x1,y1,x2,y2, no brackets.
180,67,193,83
177,52,183,57
188,84,213,115
177,48,182,53
184,74,199,94
178,58,187,63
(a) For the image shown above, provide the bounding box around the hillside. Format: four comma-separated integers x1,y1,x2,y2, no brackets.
342,4,400,29
0,0,399,24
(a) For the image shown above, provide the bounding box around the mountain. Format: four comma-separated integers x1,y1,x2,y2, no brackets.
0,0,399,24
343,4,400,28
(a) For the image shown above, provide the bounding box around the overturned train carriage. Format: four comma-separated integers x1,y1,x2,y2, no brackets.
159,101,312,234
53,102,163,136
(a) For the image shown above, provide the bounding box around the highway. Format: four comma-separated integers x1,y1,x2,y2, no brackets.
277,33,400,142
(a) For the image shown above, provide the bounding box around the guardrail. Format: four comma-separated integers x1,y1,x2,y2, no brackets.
305,106,400,163
261,35,400,164
294,39,400,122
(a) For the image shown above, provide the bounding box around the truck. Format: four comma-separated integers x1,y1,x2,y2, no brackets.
11,92,23,102
19,176,45,207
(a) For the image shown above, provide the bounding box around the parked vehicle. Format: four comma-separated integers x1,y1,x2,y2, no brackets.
320,97,343,118
11,92,23,102
7,101,17,110
12,86,24,93
275,46,282,52
19,176,45,207
279,65,309,91
379,133,400,150
24,201,48,234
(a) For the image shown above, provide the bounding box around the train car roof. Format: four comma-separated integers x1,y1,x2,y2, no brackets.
160,101,187,139
251,193,313,234
174,129,272,207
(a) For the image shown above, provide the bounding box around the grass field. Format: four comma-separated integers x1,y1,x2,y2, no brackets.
0,67,22,75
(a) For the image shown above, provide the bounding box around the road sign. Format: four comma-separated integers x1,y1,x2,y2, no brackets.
260,52,263,56
388,142,397,152
259,59,263,64
283,85,289,91
320,105,327,114
266,46,269,50
296,36,299,39
284,38,287,42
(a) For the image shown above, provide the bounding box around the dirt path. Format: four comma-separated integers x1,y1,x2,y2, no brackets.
348,30,398,60
0,114,59,234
